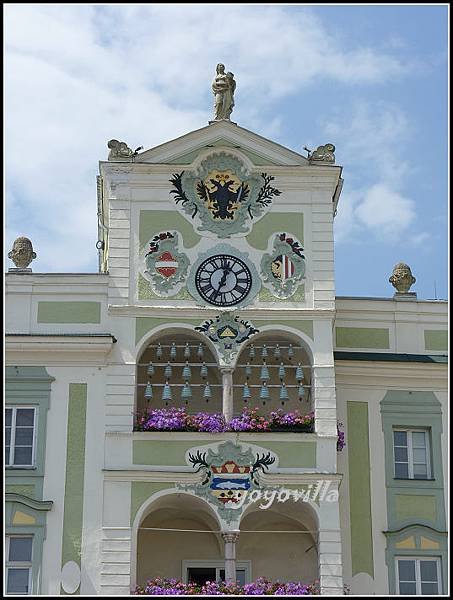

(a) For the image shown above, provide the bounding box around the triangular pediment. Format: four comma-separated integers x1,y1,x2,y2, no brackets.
135,120,309,167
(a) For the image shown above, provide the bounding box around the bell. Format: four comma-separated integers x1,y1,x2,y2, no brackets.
249,344,256,360
164,362,172,379
162,382,172,403
200,362,208,379
278,363,285,381
261,344,268,359
182,362,192,381
296,363,304,382
280,383,289,404
170,342,177,361
245,363,252,380
197,343,204,360
144,383,153,400
147,362,155,377
260,382,270,403
184,342,191,360
203,382,212,402
260,363,270,381
273,344,281,359
298,383,305,400
288,344,294,360
181,381,192,403
156,343,163,360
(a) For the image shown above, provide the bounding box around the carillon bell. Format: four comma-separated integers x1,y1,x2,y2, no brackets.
261,344,268,359
260,363,270,381
203,382,212,402
278,363,285,381
147,362,155,376
296,363,304,382
170,342,177,361
288,344,294,359
144,383,153,400
197,343,204,360
249,344,256,360
200,362,208,379
184,342,191,360
245,363,252,379
156,343,163,360
260,382,270,402
274,344,281,359
242,382,251,402
162,382,172,403
298,383,305,400
164,362,172,379
181,381,192,403
279,383,289,404
182,362,192,380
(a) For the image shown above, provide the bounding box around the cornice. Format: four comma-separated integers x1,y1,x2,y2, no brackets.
5,493,53,511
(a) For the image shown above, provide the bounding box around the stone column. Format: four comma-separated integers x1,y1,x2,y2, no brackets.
222,532,240,583
221,369,234,423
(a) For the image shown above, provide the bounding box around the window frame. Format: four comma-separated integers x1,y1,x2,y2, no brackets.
395,556,441,595
5,535,33,595
393,428,431,480
182,560,251,585
5,406,37,468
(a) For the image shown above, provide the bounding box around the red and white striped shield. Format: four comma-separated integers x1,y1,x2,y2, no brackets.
155,251,178,278
272,254,295,282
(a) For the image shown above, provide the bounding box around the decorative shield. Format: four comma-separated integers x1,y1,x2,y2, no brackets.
143,231,189,296
261,233,306,299
169,153,281,237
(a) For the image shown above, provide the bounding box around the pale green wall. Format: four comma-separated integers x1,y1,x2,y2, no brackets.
136,316,313,347
5,366,54,594
61,383,87,594
336,327,390,349
424,330,448,352
37,301,101,324
347,401,374,577
380,390,447,594
133,439,316,469
131,482,176,526
139,210,201,251
246,212,304,250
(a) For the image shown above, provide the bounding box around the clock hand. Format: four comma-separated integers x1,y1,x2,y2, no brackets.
211,266,231,301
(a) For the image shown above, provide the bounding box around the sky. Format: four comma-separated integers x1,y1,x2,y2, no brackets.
4,4,448,299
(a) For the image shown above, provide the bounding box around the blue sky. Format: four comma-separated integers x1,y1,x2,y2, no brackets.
5,4,448,299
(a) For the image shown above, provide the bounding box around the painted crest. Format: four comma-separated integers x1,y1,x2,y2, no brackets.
144,231,189,296
169,153,281,237
180,441,278,523
195,312,259,365
261,233,306,299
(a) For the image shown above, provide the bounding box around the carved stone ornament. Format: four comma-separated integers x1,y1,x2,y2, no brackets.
169,153,281,237
8,237,37,270
107,139,134,161
195,313,259,366
177,440,277,524
143,231,189,296
309,143,335,163
389,262,416,294
260,233,306,299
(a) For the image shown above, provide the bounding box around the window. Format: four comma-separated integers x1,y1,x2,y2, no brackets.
183,561,250,585
5,407,36,467
393,429,431,479
6,536,33,594
396,557,441,595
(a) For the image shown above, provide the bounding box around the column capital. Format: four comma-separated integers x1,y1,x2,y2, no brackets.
221,531,240,543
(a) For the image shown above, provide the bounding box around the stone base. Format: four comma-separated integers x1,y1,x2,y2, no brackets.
8,267,32,273
208,119,237,125
394,292,417,301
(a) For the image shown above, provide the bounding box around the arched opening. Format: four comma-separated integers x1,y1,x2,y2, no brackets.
238,498,319,583
135,493,222,587
136,330,222,415
232,330,313,416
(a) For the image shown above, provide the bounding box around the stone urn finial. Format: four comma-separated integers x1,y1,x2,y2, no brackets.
389,262,416,295
8,236,37,271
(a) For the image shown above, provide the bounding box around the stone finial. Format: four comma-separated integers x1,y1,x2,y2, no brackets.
8,236,37,271
389,262,416,295
107,139,134,161
211,63,236,121
309,143,336,163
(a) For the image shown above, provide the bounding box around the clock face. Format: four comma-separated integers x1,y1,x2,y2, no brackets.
195,254,252,306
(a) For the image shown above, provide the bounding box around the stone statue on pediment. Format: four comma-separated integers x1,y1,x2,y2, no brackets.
107,139,134,161
8,237,37,271
212,63,236,121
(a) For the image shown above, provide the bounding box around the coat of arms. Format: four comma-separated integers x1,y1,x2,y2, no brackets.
261,233,306,299
180,441,278,522
195,313,259,366
144,231,189,296
169,153,281,237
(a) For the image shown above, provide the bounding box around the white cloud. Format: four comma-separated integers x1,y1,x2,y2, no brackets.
4,4,414,272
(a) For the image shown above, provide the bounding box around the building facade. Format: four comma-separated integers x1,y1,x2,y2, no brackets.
5,117,448,595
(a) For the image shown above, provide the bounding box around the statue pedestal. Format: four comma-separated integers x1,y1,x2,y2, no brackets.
8,267,32,273
208,119,237,125
394,292,417,301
